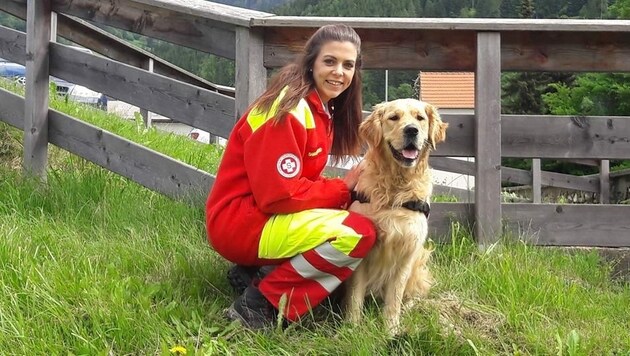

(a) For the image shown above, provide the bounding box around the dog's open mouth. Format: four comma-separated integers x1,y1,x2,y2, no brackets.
388,142,419,165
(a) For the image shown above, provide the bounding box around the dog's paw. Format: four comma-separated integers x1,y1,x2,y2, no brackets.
345,309,362,325
385,319,403,337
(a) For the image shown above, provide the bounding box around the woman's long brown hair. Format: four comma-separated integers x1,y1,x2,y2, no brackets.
249,24,363,163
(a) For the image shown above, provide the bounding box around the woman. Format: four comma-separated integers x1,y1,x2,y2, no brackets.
205,24,376,329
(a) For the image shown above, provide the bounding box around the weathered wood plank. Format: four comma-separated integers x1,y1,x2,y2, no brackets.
433,114,474,157
12,0,272,28
539,170,599,193
430,157,475,175
235,27,267,119
130,0,273,27
502,115,630,159
610,168,630,179
48,0,238,59
502,31,630,72
49,42,236,138
262,23,630,71
0,6,235,97
0,87,24,128
252,16,630,33
0,25,26,64
0,87,214,204
475,32,502,245
503,204,630,247
47,108,214,205
502,166,600,192
429,203,474,242
23,0,51,179
264,27,477,70
567,159,599,166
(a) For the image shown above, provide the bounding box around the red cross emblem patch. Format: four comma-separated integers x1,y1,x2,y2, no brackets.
276,153,300,178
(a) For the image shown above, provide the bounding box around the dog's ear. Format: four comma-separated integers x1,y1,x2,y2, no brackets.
360,103,384,148
426,103,448,150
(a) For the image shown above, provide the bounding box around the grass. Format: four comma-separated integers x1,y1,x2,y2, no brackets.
1,79,630,355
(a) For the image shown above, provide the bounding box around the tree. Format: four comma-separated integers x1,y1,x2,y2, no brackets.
578,0,610,18
543,74,630,116
609,0,630,17
475,0,502,17
535,2,568,18
566,0,589,16
500,0,521,17
424,0,448,16
519,0,535,17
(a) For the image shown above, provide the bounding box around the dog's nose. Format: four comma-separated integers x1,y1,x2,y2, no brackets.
403,125,419,136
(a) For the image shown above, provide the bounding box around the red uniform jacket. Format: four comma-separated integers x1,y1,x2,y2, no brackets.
206,89,351,264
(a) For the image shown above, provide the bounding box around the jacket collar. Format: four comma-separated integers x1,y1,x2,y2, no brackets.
306,89,331,118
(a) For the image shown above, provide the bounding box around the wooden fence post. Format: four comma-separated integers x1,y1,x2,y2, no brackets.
600,159,610,203
532,158,542,203
235,27,266,121
141,57,154,128
475,32,502,245
23,0,51,180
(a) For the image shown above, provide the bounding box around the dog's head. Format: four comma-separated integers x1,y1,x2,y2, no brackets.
360,98,448,168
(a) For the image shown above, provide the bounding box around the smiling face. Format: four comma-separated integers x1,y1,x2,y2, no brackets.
311,41,358,104
360,99,448,169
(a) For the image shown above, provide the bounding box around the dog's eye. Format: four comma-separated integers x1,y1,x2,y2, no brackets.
416,115,426,121
388,115,399,121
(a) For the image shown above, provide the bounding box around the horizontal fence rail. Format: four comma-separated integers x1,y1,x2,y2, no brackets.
1,0,630,246
0,1,234,96
0,88,212,205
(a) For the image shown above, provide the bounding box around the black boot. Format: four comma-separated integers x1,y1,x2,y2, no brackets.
227,265,276,294
225,285,277,330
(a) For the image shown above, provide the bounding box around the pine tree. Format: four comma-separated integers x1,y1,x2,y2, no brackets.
519,0,535,17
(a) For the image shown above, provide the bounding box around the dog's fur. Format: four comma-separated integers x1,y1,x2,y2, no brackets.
346,98,448,335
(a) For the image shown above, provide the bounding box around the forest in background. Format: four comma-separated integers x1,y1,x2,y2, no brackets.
1,0,630,173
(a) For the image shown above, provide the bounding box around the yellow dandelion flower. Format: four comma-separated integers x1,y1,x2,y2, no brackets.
169,345,187,355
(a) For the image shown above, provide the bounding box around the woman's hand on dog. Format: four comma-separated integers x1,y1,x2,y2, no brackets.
343,161,365,191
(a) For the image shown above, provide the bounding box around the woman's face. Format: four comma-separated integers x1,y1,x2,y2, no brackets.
312,41,358,104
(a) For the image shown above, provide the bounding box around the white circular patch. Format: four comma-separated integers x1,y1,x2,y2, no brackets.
276,153,300,178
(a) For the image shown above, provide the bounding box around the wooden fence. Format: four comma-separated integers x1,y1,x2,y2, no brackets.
1,0,629,247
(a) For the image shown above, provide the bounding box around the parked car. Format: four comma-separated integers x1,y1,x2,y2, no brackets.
0,57,107,110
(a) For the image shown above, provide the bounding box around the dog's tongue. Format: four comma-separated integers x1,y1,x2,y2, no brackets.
402,149,418,159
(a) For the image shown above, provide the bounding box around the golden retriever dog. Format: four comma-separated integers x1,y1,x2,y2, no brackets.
346,98,448,335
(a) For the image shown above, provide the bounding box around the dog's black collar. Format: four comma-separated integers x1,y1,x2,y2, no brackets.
351,191,430,219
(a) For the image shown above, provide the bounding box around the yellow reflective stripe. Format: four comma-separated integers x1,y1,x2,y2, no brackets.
246,88,315,133
247,89,285,132
258,209,362,259
290,99,316,129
